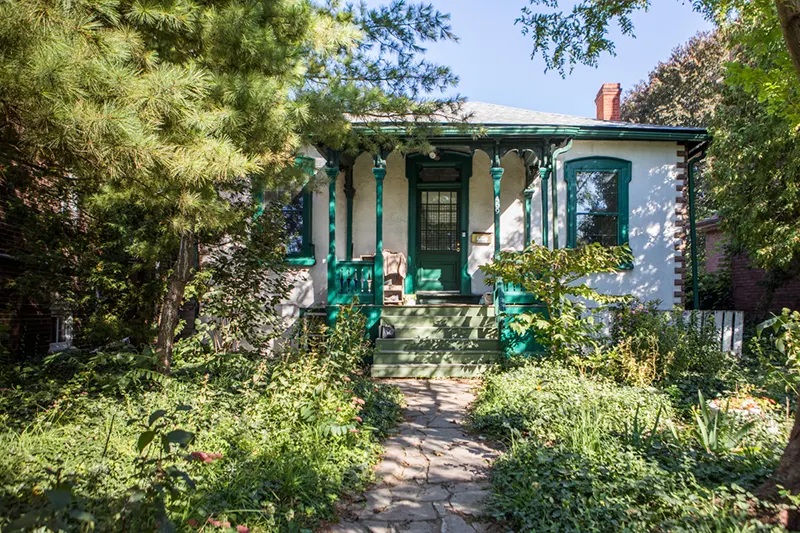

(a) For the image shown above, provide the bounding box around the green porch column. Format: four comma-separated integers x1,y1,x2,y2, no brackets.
326,165,339,311
373,165,386,306
523,188,534,247
540,166,551,248
491,165,504,308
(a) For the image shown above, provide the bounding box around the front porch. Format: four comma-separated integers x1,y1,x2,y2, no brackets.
319,139,560,375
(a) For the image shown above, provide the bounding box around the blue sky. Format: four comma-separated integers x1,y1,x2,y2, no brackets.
410,0,713,117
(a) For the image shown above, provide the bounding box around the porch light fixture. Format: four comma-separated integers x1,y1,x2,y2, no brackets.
428,150,440,160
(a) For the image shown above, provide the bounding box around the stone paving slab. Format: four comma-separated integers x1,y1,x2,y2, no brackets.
323,380,503,533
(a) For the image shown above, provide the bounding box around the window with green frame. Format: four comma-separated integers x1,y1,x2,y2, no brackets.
565,157,632,264
257,156,316,266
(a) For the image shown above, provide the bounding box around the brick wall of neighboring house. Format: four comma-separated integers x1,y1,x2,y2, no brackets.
729,254,800,313
698,217,800,314
0,177,54,358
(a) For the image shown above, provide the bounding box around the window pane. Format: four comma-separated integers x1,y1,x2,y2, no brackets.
283,191,304,254
576,171,618,213
576,214,619,247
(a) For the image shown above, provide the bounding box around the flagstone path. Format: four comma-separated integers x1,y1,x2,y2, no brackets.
327,380,502,533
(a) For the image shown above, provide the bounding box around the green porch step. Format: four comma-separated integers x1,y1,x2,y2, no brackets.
374,350,500,365
380,315,496,328
381,305,495,317
371,305,502,379
371,363,495,378
376,338,499,351
389,326,498,340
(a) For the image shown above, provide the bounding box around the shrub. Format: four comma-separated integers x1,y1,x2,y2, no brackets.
472,361,789,532
479,243,633,359
0,304,402,532
591,299,733,386
494,440,785,533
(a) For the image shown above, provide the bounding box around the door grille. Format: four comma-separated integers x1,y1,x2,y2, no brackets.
420,191,459,251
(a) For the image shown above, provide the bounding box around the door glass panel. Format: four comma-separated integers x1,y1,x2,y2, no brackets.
420,190,459,251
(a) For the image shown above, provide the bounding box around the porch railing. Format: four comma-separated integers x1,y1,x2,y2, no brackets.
502,281,539,305
332,260,376,305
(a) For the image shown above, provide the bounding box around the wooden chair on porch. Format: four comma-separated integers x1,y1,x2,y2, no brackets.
377,251,406,305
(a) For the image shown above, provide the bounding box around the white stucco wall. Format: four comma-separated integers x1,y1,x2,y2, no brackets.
550,140,682,309
281,140,682,315
468,151,527,295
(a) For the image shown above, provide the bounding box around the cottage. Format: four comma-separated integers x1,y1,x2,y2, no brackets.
276,84,708,376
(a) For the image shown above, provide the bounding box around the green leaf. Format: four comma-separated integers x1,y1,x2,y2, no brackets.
5,508,50,531
45,488,72,510
163,429,195,448
137,430,157,453
148,409,168,427
69,510,96,523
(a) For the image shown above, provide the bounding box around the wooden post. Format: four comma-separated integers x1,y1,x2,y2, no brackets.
373,164,386,307
326,164,339,318
491,164,505,309
523,188,533,247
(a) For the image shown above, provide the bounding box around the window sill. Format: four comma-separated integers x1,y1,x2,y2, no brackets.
285,256,316,267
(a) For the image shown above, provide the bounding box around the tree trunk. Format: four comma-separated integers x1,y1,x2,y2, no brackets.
156,231,195,374
759,392,800,529
777,0,800,81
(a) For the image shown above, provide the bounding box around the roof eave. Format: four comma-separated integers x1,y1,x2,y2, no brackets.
352,123,710,142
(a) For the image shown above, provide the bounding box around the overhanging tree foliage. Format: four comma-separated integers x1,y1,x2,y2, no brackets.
515,0,800,512
0,0,462,371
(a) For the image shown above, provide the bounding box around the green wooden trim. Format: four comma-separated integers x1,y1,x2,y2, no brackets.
550,140,573,250
373,167,386,306
285,256,316,266
523,189,533,247
405,151,473,295
564,157,632,266
539,166,550,248
406,165,417,294
460,167,471,295
491,167,504,256
326,166,339,311
284,187,315,260
354,124,709,142
491,166,505,322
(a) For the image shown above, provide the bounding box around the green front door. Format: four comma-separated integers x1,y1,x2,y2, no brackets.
417,189,461,291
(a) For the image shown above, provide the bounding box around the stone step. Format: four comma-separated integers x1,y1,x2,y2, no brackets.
381,315,497,328
389,326,499,340
376,338,500,352
371,363,495,378
374,350,501,365
381,305,495,318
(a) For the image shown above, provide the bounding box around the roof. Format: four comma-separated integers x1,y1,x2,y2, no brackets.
350,101,709,142
461,102,701,132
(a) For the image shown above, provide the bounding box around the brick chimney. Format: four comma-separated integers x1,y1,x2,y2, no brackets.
595,83,621,121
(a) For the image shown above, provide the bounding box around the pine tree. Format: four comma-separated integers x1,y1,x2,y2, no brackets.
0,0,461,371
